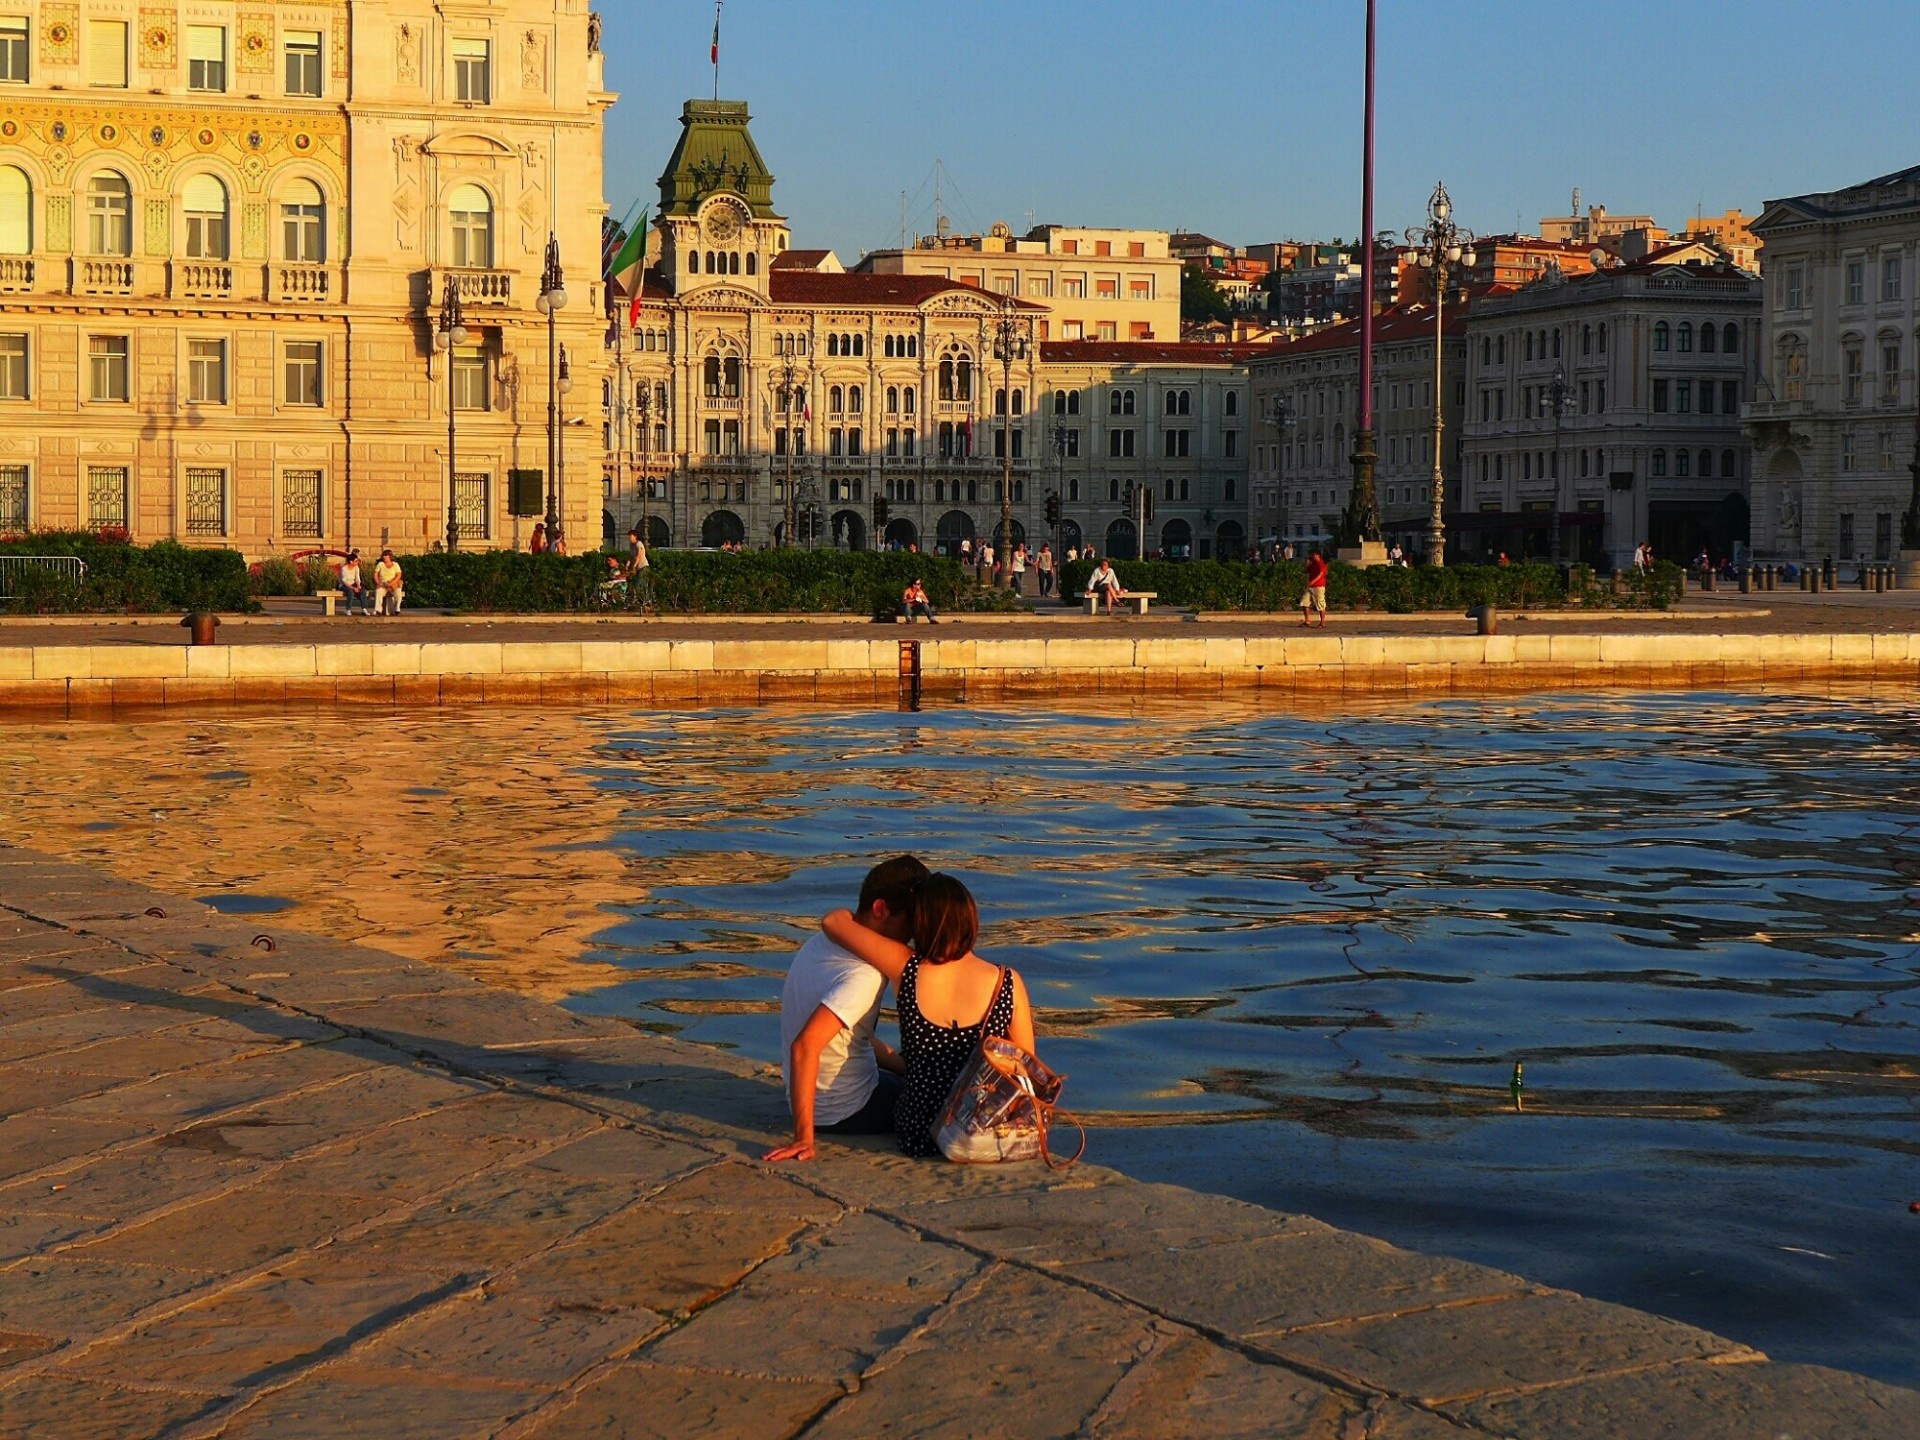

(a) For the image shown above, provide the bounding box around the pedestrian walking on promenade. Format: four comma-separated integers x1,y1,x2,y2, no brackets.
1011,544,1027,595
1299,548,1328,627
529,523,548,555
1036,543,1055,598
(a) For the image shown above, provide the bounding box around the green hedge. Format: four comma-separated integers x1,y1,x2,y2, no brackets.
1058,558,1686,612
395,548,1025,615
0,533,253,614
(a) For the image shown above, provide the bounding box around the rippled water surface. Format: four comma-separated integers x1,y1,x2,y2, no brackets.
7,693,1918,1384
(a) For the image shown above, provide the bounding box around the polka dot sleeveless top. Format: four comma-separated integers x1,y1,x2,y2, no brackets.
895,955,1016,1158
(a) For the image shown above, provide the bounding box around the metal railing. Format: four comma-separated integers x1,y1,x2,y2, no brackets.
0,555,88,599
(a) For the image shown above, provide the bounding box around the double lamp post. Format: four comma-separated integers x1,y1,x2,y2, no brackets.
1403,181,1475,566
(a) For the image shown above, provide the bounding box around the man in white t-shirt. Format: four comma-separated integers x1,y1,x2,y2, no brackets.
763,855,929,1162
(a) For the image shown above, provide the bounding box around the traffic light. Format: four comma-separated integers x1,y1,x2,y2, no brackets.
1141,489,1155,523
1044,492,1061,526
872,494,891,529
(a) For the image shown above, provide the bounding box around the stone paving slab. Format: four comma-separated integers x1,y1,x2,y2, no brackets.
2,840,1916,1440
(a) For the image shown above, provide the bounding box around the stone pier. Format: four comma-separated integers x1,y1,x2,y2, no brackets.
1,844,1915,1438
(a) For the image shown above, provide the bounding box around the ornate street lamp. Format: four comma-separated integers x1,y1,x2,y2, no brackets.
556,344,573,544
535,234,570,543
990,295,1028,587
634,382,653,544
1051,418,1072,556
1405,181,1477,566
772,336,808,547
1263,396,1299,557
1546,359,1574,564
431,275,470,552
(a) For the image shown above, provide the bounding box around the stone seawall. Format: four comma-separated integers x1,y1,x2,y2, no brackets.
0,630,1917,709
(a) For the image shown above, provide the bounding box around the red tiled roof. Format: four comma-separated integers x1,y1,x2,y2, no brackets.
1039,340,1284,365
767,271,1044,309
770,249,834,269
1251,305,1465,362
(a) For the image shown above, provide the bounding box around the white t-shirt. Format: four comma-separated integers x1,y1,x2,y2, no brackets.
779,932,886,1126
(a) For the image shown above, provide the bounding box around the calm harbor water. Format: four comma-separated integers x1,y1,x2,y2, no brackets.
6,693,1918,1384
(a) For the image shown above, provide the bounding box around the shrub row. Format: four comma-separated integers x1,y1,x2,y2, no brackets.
395,548,1025,615
0,533,253,614
1057,558,1686,612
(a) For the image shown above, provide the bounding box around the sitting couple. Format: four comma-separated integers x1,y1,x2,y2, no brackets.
764,855,1036,1162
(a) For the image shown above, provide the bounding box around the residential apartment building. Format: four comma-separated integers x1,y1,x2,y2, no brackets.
1465,236,1600,290
1539,203,1664,248
0,1,611,554
1246,306,1466,557
1746,165,1920,564
607,101,1259,559
1459,244,1762,568
857,224,1181,344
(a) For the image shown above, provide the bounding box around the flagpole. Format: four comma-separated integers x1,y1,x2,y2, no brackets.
712,1,722,102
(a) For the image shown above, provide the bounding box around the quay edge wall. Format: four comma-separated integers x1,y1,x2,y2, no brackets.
0,633,1913,710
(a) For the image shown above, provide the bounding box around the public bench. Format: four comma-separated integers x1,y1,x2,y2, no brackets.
313,589,346,617
1083,590,1159,616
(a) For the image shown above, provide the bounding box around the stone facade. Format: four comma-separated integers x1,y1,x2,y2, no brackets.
605,103,1256,559
1459,245,1762,568
1247,307,1466,557
1746,165,1920,565
0,0,610,556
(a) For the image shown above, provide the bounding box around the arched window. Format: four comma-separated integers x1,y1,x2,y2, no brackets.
1722,322,1739,354
1599,323,1608,353
1551,329,1561,359
1525,332,1534,362
1653,321,1669,352
448,183,492,268
703,356,721,396
687,250,699,274
1699,320,1717,354
1481,338,1490,365
1497,335,1507,363
1677,322,1693,353
1164,390,1177,415
0,167,31,254
745,252,756,275
827,335,839,357
1781,339,1807,400
1721,449,1737,477
853,335,864,357
938,358,954,400
886,385,898,413
1698,449,1713,478
1225,391,1237,416
1675,448,1691,478
849,384,863,414
1582,324,1591,355
280,178,324,262
86,171,132,256
903,386,915,414
1067,389,1079,414
183,174,229,259
728,251,739,274
828,385,844,414
1010,388,1022,415
907,336,918,357
1651,448,1667,477
956,358,972,401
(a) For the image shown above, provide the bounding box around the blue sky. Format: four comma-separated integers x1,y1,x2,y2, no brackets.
601,1,1920,261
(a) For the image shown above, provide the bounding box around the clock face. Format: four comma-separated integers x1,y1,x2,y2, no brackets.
703,202,742,243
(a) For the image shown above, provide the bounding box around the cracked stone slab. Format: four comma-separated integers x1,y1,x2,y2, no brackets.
650,1160,847,1225
0,1209,116,1264
64,1259,458,1390
791,1144,1134,1213
0,1115,150,1185
508,1204,819,1317
0,1006,190,1067
641,1281,956,1387
742,1212,985,1304
336,1168,639,1273
39,1041,392,1124
319,992,630,1054
897,1180,1331,1267
0,1373,225,1440
1084,1330,1366,1439
515,1123,715,1191
804,1264,1160,1440
1455,1358,1920,1440
0,1256,214,1338
71,1179,399,1273
1065,1227,1534,1340
1267,1291,1754,1406
513,1360,841,1440
15,1028,294,1082
0,1136,261,1224
0,1066,119,1120
266,1095,605,1202
347,1285,668,1388
213,1371,548,1440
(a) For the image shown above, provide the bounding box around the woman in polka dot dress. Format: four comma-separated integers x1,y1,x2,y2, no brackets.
823,874,1037,1159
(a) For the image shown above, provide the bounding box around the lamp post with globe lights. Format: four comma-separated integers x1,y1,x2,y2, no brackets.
432,276,470,552
989,296,1029,587
1263,396,1299,558
535,234,570,543
1404,182,1476,565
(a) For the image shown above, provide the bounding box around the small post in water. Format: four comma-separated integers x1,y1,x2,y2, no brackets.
1510,1060,1525,1113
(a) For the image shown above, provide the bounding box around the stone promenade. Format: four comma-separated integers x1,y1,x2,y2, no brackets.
3,588,1920,710
2,843,1916,1439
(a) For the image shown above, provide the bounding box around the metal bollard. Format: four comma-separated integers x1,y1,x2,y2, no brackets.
1823,556,1835,589
181,612,220,646
1701,569,1716,592
1739,567,1752,595
1470,604,1499,636
1860,563,1872,592
1765,565,1778,591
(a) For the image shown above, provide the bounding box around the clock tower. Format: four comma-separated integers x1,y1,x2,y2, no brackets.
655,100,789,300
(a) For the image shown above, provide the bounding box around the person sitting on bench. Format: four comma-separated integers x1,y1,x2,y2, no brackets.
1086,558,1126,616
338,550,372,617
902,578,939,624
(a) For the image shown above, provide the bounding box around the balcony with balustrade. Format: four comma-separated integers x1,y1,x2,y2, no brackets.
70,258,138,296
171,261,234,301
0,257,36,294
431,267,515,307
272,264,338,304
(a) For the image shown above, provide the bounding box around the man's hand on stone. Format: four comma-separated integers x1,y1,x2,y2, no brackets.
762,1137,816,1163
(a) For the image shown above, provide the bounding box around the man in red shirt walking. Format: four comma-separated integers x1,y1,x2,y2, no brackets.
1300,548,1329,627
